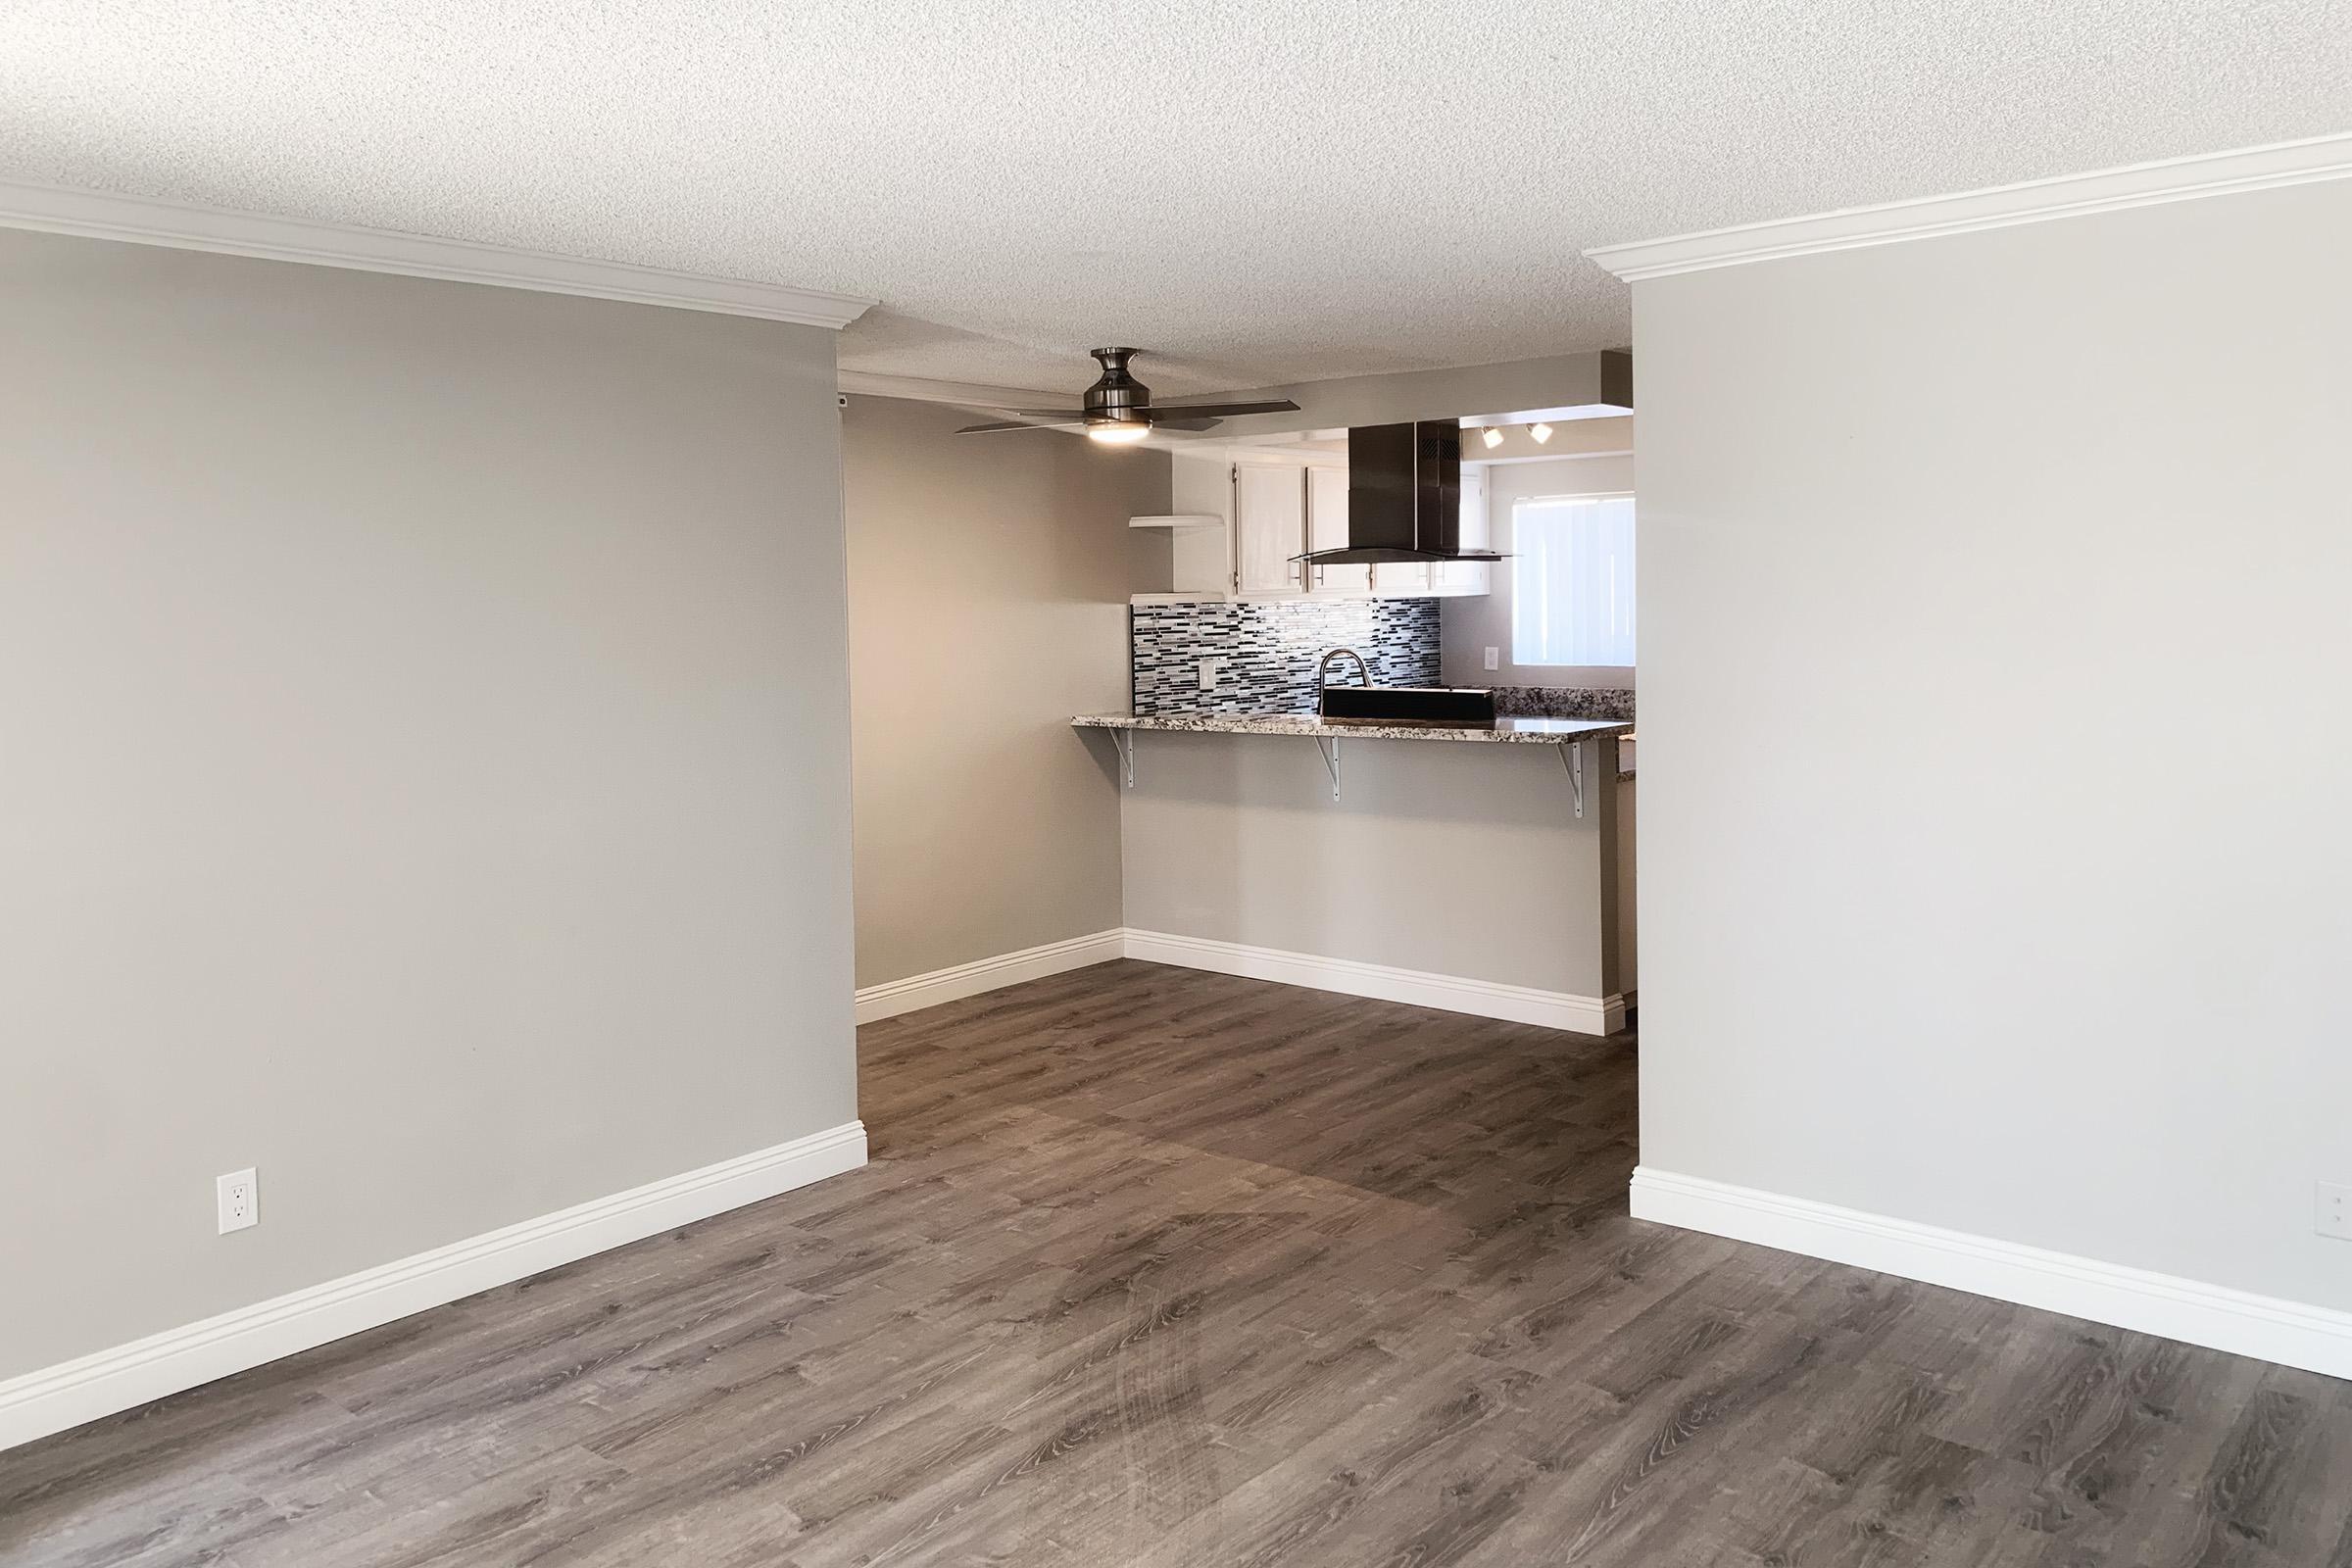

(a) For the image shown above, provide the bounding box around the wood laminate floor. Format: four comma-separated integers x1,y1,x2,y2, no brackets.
6,960,2349,1566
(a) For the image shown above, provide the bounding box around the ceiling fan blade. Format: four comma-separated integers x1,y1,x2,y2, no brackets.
1138,399,1302,418
956,417,1090,435
1149,417,1222,432
1004,408,1093,419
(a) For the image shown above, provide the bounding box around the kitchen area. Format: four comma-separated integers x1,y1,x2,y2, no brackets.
1074,388,1640,1035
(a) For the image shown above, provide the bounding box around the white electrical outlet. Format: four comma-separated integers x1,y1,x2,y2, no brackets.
2320,1181,2352,1241
218,1168,258,1234
1198,658,1220,691
1483,647,1499,671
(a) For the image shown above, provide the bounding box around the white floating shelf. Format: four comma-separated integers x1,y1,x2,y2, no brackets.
1128,514,1226,529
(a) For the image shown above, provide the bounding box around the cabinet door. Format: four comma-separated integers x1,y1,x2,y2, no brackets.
1458,466,1490,552
1431,560,1490,593
1373,561,1430,597
1234,466,1306,594
1305,466,1370,594
1432,468,1492,595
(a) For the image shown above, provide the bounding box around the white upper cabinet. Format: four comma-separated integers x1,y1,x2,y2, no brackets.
1432,467,1492,595
1136,451,1481,603
1430,558,1488,594
1233,464,1307,594
1304,466,1371,595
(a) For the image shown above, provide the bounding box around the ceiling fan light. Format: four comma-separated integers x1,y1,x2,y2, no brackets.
1530,421,1553,444
1087,422,1151,445
1480,425,1504,449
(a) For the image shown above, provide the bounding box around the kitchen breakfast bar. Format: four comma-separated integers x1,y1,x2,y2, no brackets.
1073,710,1637,1035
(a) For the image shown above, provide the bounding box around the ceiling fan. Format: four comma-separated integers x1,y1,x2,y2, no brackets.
956,348,1299,443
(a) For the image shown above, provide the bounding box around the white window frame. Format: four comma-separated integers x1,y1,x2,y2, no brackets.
1509,491,1637,668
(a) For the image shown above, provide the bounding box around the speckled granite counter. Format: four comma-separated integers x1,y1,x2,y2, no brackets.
1072,712,1631,747
1489,685,1637,723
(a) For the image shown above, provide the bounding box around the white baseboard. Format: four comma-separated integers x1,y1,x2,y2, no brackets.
1630,1166,2352,1381
0,1120,868,1454
855,927,1625,1038
1123,928,1628,1036
855,929,1126,1024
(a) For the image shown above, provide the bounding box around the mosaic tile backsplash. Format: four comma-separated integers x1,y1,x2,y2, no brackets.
1132,600,1441,715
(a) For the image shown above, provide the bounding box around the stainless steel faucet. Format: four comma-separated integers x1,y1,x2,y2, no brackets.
1316,647,1372,701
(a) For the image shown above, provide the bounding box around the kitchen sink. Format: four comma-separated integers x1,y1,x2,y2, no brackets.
1317,685,1497,725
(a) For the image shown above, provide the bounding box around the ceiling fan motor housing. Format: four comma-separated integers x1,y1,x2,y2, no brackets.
950,348,1296,435
1084,347,1149,427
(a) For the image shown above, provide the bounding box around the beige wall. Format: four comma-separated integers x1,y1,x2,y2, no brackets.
1635,178,2352,1308
1442,454,1639,690
844,397,1168,986
1118,733,1624,1002
0,230,858,1378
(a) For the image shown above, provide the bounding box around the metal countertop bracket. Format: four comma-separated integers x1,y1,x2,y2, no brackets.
1317,735,1342,801
1561,740,1586,818
1115,727,1135,788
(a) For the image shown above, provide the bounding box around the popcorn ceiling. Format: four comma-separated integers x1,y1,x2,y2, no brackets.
3,1,2341,395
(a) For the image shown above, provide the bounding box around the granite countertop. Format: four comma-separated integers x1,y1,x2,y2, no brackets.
1072,712,1633,747
1489,685,1637,724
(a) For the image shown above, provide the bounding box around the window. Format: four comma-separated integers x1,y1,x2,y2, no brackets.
1511,495,1636,666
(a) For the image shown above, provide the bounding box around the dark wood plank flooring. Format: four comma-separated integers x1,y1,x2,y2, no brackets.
6,960,2348,1565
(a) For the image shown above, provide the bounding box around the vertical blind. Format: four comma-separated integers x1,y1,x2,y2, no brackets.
1511,495,1637,666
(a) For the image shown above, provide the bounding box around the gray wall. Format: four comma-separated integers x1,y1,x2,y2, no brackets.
1615,775,1638,997
1119,734,1623,1001
0,229,858,1378
1635,179,2352,1308
1443,455,1640,690
843,396,1167,987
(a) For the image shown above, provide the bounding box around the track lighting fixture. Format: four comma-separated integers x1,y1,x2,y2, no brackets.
1480,424,1504,449
1530,422,1553,444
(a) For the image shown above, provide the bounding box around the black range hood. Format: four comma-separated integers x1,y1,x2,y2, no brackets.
1296,420,1504,565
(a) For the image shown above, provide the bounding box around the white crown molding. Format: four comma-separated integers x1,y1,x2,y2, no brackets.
0,178,875,328
836,369,1067,409
855,929,1125,1023
1586,131,2352,281
1630,1166,2352,1381
0,1120,867,1453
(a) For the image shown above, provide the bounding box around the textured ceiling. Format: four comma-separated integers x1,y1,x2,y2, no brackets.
4,2,2345,395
